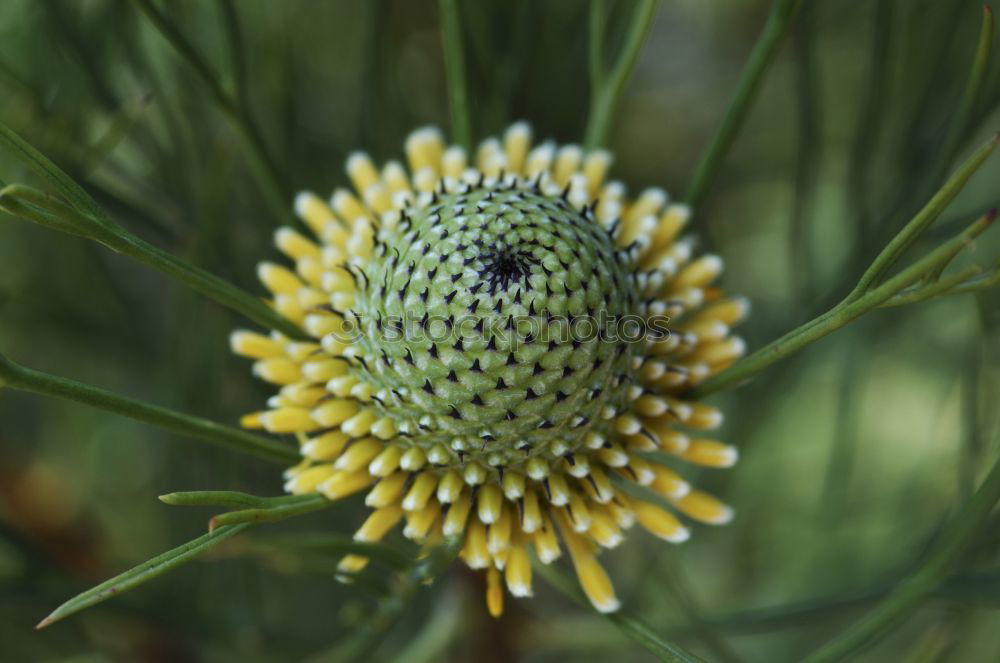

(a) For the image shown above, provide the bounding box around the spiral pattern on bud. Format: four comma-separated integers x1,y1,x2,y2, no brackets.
231,123,748,616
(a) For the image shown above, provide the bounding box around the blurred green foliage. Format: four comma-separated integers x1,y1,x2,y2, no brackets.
1,0,999,661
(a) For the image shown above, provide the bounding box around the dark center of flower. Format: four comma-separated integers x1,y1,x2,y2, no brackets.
479,248,537,295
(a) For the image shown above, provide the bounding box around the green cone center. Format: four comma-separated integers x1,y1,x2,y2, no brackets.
350,185,641,468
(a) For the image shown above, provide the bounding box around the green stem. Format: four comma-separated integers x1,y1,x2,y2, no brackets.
789,0,820,306
0,184,305,339
209,493,329,530
691,566,1000,634
583,0,659,151
696,210,997,397
803,449,1000,662
393,589,466,663
588,0,607,92
845,0,893,233
696,135,999,397
438,0,472,151
948,264,1000,295
881,264,985,307
657,551,743,662
849,134,999,299
217,0,250,110
79,94,154,175
684,0,804,207
159,490,317,509
304,537,463,663
0,353,299,465
937,5,994,177
819,344,867,522
533,560,705,663
130,0,294,228
37,523,252,629
0,118,106,221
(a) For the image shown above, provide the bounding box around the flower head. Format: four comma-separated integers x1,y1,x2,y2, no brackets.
231,123,747,615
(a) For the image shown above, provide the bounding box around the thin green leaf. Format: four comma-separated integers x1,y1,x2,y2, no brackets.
217,0,250,110
881,264,985,307
0,183,306,339
789,0,821,306
692,568,1000,634
438,0,473,150
938,4,995,175
846,0,894,231
588,0,607,90
79,93,154,174
583,0,659,151
304,537,462,663
208,493,330,531
159,490,316,509
804,444,1000,662
685,0,804,206
945,263,1000,295
0,118,106,220
0,184,94,238
850,133,999,298
533,560,705,663
393,588,466,663
696,143,999,398
0,352,299,465
37,523,251,629
129,0,295,228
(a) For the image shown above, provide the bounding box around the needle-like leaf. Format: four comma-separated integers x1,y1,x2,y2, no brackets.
0,183,306,339
37,523,252,629
0,353,299,465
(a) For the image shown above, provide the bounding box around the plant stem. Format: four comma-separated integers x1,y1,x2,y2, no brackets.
0,184,306,339
583,0,659,151
588,0,607,92
657,551,743,662
0,353,299,465
789,0,821,306
846,0,893,232
689,566,1000,634
209,493,329,531
533,560,706,663
0,118,106,221
217,0,250,110
684,0,804,207
130,0,295,228
393,588,466,663
696,134,999,397
305,537,463,663
849,133,999,299
803,448,1000,662
36,523,252,629
159,490,317,509
881,264,985,307
438,0,472,151
949,264,1000,295
937,5,994,177
696,210,997,397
